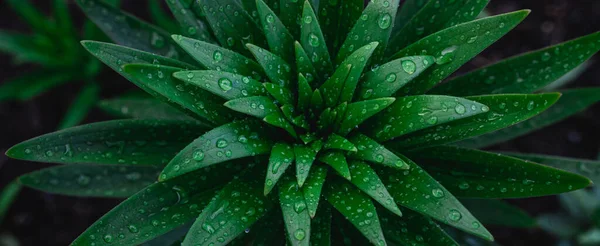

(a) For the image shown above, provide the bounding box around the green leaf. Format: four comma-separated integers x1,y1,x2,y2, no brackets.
256,0,296,64
310,89,325,112
388,93,561,150
173,70,266,100
387,0,489,55
246,43,293,88
316,108,335,132
303,165,327,218
0,180,21,224
460,199,536,228
380,208,458,246
241,210,285,245
123,64,234,125
19,164,161,198
347,133,409,170
503,153,600,185
300,1,333,77
182,167,274,246
264,83,294,105
278,0,304,38
310,204,332,245
224,96,280,118
148,0,180,33
456,88,600,148
263,111,298,137
98,98,194,120
324,134,357,152
376,154,493,241
337,97,396,136
141,224,191,246
295,142,321,187
325,178,386,245
348,160,402,216
77,0,185,59
297,74,312,111
366,95,488,142
336,0,400,64
0,70,73,102
295,42,320,86
432,32,600,96
390,0,427,34
71,160,247,245
165,0,215,43
58,83,100,129
0,31,56,66
160,120,274,180
195,0,265,56
6,0,53,33
6,119,206,166
279,177,311,246
317,0,363,57
321,42,379,107
319,152,350,180
356,56,435,100
391,10,530,95
406,146,591,198
265,143,295,195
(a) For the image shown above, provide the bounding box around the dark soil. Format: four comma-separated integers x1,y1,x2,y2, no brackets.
1,1,600,245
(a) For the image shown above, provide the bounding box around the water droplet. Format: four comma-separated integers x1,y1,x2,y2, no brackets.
127,225,138,233
294,201,307,213
303,15,313,24
455,104,466,114
103,234,113,243
427,116,438,125
308,33,320,47
193,150,205,161
213,51,223,62
216,139,228,148
436,46,458,65
448,209,462,222
218,78,233,92
527,101,535,111
432,188,444,198
294,229,306,240
202,223,215,234
266,14,275,23
378,14,392,29
77,175,91,186
386,73,397,83
226,37,235,47
458,182,470,190
541,52,551,61
401,60,417,74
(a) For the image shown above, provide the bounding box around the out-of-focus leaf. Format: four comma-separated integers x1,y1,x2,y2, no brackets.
58,83,100,129
406,146,591,198
140,223,190,246
0,71,73,102
77,0,186,60
0,180,21,223
6,0,53,33
390,0,427,35
456,88,600,148
537,213,582,239
6,119,206,166
0,31,56,66
433,32,600,96
160,120,274,181
460,199,536,228
182,167,274,246
71,160,248,245
388,93,561,150
98,98,193,120
148,0,180,34
19,164,161,198
390,10,530,95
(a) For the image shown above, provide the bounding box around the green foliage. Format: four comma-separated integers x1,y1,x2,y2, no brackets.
5,0,600,245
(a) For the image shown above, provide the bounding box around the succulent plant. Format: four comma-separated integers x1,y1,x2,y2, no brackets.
5,0,600,245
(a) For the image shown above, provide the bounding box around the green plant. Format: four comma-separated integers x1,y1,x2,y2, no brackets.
5,0,600,245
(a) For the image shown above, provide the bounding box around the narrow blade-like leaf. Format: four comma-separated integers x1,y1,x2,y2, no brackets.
456,88,600,148
295,42,320,86
432,32,600,96
182,166,274,246
317,0,363,57
391,10,530,95
264,83,294,105
19,164,161,198
247,43,293,88
303,165,327,218
0,180,21,223
279,177,311,246
366,95,488,142
224,96,280,118
278,0,304,38
380,208,458,246
388,93,561,150
160,120,274,180
300,1,333,77
98,98,194,120
503,153,600,185
295,144,320,187
265,143,295,195
319,151,350,180
356,56,435,100
325,179,387,245
58,83,100,129
338,97,396,136
6,120,206,166
256,0,296,64
324,134,357,152
406,146,591,198
348,160,402,216
376,154,493,241
165,0,215,43
297,73,313,111
347,133,409,170
174,70,266,100
311,204,332,245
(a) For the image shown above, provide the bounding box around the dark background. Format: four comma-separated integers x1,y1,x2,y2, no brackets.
1,0,600,245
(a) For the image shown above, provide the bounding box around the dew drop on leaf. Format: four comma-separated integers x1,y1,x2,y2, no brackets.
294,229,306,240
401,60,417,74
378,14,392,29
218,78,233,92
432,188,444,198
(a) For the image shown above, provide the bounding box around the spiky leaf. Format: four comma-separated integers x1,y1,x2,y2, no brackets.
279,177,311,246
165,0,215,43
319,151,350,180
460,199,536,228
265,143,295,195
347,133,409,170
504,153,600,185
295,143,320,187
256,0,296,64
348,160,402,216
303,165,327,218
247,43,293,88
98,98,193,120
224,96,280,118
300,1,333,77
380,208,458,246
173,70,266,100
324,134,357,152
338,98,396,136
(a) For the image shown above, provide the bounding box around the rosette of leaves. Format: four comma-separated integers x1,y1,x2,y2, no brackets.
5,0,600,245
